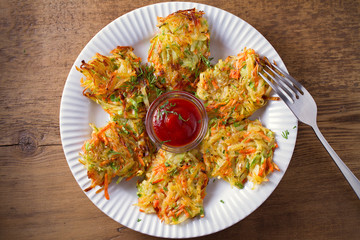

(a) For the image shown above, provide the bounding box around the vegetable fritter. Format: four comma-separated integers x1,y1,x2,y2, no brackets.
196,48,275,121
200,118,279,188
136,149,208,224
77,47,164,118
148,9,210,91
80,121,155,200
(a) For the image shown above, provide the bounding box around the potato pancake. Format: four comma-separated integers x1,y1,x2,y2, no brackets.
200,118,278,188
196,48,274,121
148,9,210,91
77,47,164,118
80,121,155,200
136,149,208,224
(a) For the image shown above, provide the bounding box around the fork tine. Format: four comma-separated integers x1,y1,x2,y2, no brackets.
261,69,295,101
258,71,294,104
271,63,304,94
264,65,300,98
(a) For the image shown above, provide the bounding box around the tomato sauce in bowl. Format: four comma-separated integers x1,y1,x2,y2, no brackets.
145,91,208,153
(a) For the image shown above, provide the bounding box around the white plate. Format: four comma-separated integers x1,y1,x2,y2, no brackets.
60,2,297,238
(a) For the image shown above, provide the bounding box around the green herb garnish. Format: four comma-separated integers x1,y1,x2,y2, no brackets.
200,54,213,68
282,130,289,139
160,140,171,144
178,113,189,122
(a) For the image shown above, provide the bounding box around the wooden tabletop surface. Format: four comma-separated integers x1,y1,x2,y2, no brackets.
1,0,359,239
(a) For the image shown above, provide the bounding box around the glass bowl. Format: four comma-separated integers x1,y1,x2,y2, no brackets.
145,91,208,153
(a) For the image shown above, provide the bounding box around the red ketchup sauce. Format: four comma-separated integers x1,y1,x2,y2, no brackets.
152,98,202,147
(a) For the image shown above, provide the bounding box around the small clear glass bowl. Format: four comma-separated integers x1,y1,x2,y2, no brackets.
145,91,208,153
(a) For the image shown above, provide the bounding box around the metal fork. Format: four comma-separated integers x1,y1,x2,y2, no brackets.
259,63,360,199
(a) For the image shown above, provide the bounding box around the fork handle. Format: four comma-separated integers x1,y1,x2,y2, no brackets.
312,124,360,199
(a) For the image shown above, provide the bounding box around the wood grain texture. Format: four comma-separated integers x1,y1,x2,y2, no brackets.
0,0,359,239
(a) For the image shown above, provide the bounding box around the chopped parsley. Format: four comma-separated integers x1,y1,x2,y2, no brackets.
281,130,289,139
159,100,169,109
233,122,241,128
156,88,163,97
160,140,171,144
177,113,189,122
200,54,213,68
157,102,189,122
110,94,120,102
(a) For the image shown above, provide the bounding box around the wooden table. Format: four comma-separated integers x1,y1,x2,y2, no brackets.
1,0,359,239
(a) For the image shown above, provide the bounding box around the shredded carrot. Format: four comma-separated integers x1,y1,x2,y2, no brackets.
266,96,281,101
201,191,206,199
167,210,174,217
178,204,185,210
244,137,252,143
239,148,256,154
138,155,145,166
95,187,103,194
97,122,113,135
252,64,259,77
100,160,110,167
81,143,87,153
104,173,109,200
243,132,251,139
254,78,259,87
152,178,164,184
175,209,183,217
181,165,190,171
212,80,219,89
125,174,135,181
184,209,190,217
273,162,280,171
258,159,267,177
229,69,240,79
153,199,160,208
268,158,274,172
203,79,208,90
259,132,271,142
220,99,235,112
153,164,167,174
